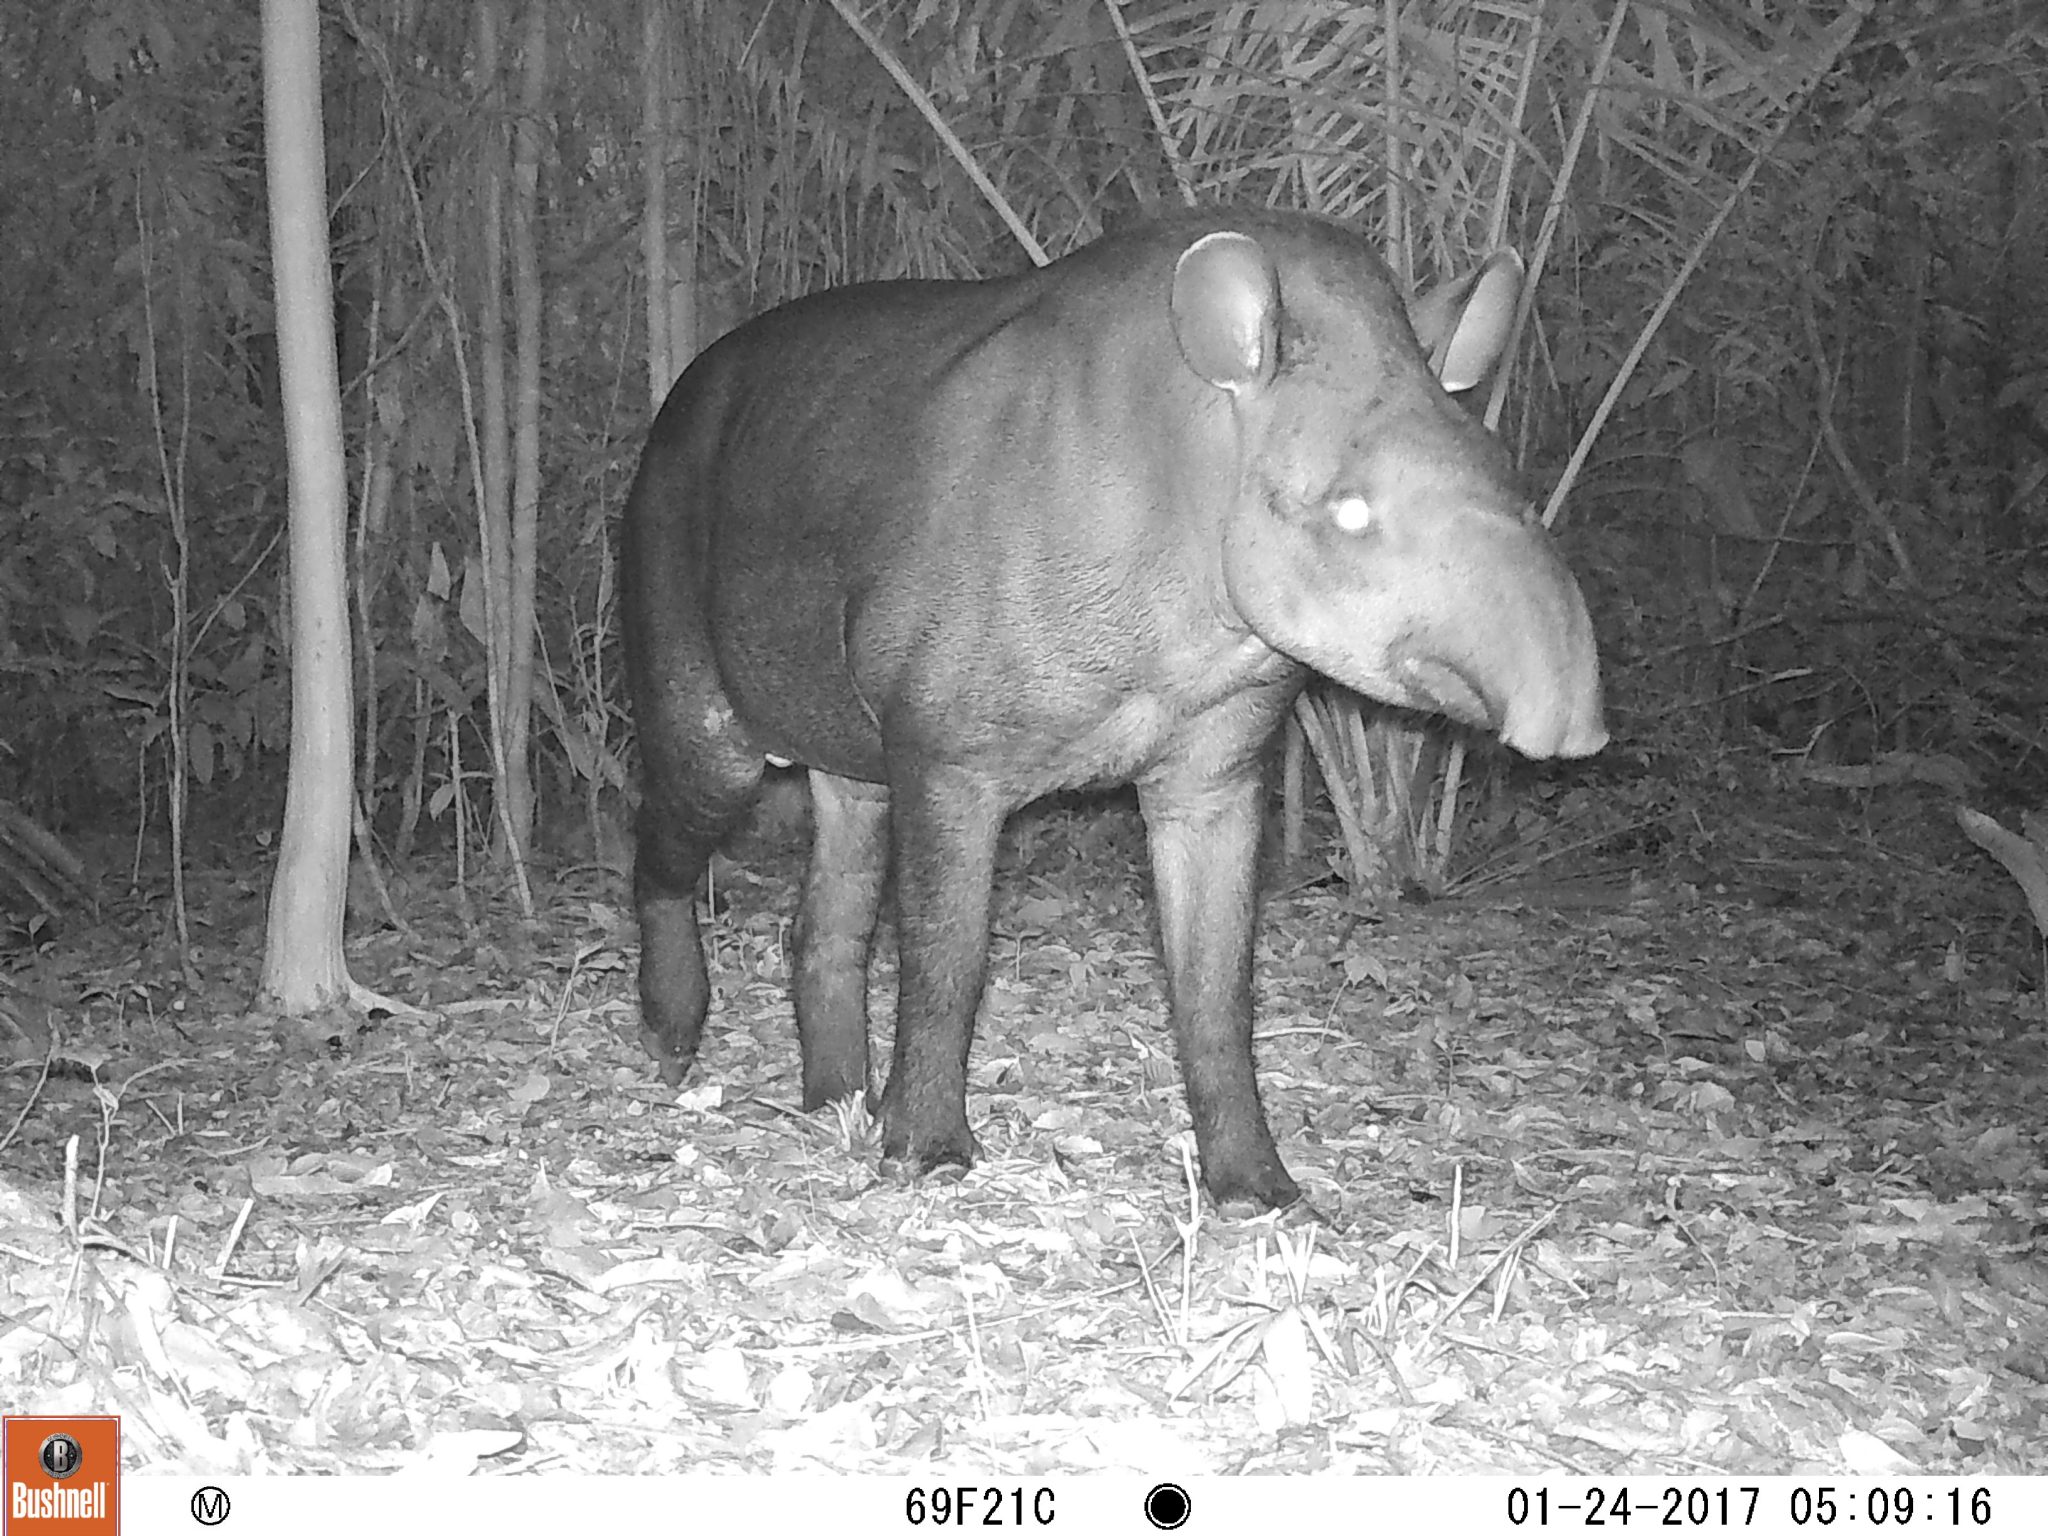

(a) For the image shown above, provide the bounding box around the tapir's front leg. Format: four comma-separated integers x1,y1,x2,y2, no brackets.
874,764,1006,1178
794,770,891,1109
1139,767,1300,1212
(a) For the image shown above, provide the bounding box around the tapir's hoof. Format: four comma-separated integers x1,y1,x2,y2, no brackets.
638,1028,696,1089
878,1151,972,1188
876,1117,982,1187
1211,1191,1328,1228
799,1068,871,1114
1202,1164,1303,1217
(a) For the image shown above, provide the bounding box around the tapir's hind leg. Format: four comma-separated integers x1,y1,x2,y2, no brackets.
631,664,764,1086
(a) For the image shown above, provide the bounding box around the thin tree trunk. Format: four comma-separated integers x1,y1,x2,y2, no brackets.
462,1,534,910
503,0,548,856
640,0,670,408
474,0,517,860
258,0,354,1011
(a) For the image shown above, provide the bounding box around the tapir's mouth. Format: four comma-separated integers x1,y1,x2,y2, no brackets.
1395,655,1495,732
1392,652,1609,759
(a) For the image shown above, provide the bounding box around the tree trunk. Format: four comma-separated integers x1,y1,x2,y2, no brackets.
474,0,517,864
640,0,671,408
258,0,356,1012
503,0,549,858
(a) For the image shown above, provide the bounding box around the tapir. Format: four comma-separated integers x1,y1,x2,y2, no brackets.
620,210,1606,1212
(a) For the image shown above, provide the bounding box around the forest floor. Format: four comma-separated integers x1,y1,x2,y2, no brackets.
0,758,2044,1479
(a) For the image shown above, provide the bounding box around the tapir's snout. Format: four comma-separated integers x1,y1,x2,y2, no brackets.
1498,664,1608,759
1473,523,1604,758
1375,514,1606,760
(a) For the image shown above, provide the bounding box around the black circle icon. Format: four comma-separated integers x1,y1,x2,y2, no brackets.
37,1434,83,1480
192,1486,232,1526
1144,1481,1191,1530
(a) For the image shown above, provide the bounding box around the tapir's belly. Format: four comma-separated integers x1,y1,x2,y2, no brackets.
707,509,1296,798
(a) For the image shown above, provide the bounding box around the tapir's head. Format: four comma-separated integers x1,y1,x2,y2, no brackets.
1167,219,1606,759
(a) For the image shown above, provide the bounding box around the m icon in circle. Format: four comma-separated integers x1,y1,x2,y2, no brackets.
192,1485,232,1526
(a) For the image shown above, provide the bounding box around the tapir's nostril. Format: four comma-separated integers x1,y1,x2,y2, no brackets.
1500,679,1609,759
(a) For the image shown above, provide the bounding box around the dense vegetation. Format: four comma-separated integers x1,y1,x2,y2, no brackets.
0,0,2040,896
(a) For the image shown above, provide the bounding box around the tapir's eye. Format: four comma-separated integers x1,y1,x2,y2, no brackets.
1331,494,1374,534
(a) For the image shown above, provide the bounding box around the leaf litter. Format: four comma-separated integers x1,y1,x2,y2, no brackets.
0,783,2043,1475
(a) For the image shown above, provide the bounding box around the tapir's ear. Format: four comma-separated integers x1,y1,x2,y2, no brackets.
1406,249,1524,393
1171,231,1280,391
